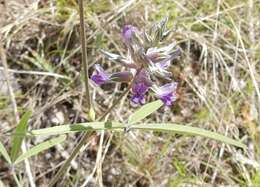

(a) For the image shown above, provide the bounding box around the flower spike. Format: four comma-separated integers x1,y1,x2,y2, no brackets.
91,19,180,106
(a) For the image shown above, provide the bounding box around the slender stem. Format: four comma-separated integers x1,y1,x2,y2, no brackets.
48,83,132,187
12,172,22,187
49,1,92,186
78,0,91,110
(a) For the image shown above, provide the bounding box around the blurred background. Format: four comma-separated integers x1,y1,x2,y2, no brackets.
0,0,260,186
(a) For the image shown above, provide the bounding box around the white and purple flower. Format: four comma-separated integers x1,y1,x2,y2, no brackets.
153,82,178,106
91,64,133,85
91,64,110,85
91,20,180,107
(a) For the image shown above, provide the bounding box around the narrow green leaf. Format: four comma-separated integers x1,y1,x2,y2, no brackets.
29,122,125,136
173,158,186,177
132,123,246,150
128,100,164,124
29,122,246,149
14,135,66,164
10,110,32,162
0,141,11,164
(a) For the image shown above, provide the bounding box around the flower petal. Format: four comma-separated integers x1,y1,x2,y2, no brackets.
100,49,138,69
131,94,146,106
122,25,138,44
156,48,181,68
146,48,181,78
148,62,172,78
157,82,178,96
91,64,110,85
130,82,149,106
132,82,149,95
154,82,178,106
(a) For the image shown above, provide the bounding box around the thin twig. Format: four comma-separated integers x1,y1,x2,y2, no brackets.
78,0,91,110
48,1,92,186
0,43,36,187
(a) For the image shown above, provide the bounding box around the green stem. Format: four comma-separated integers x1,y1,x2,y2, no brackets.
11,168,22,187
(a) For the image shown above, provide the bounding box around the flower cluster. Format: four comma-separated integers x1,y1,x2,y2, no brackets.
91,19,180,107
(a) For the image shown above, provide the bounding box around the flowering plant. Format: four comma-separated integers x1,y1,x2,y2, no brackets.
91,19,181,107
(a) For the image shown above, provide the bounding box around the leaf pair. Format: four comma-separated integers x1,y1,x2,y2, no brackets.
1,100,246,166
0,110,31,165
28,100,246,150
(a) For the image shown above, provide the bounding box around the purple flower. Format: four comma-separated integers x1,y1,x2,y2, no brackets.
122,25,138,44
91,64,110,85
130,70,152,106
91,64,134,85
131,82,149,106
154,82,178,106
91,20,181,107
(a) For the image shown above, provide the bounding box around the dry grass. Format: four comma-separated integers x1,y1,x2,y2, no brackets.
0,0,260,186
